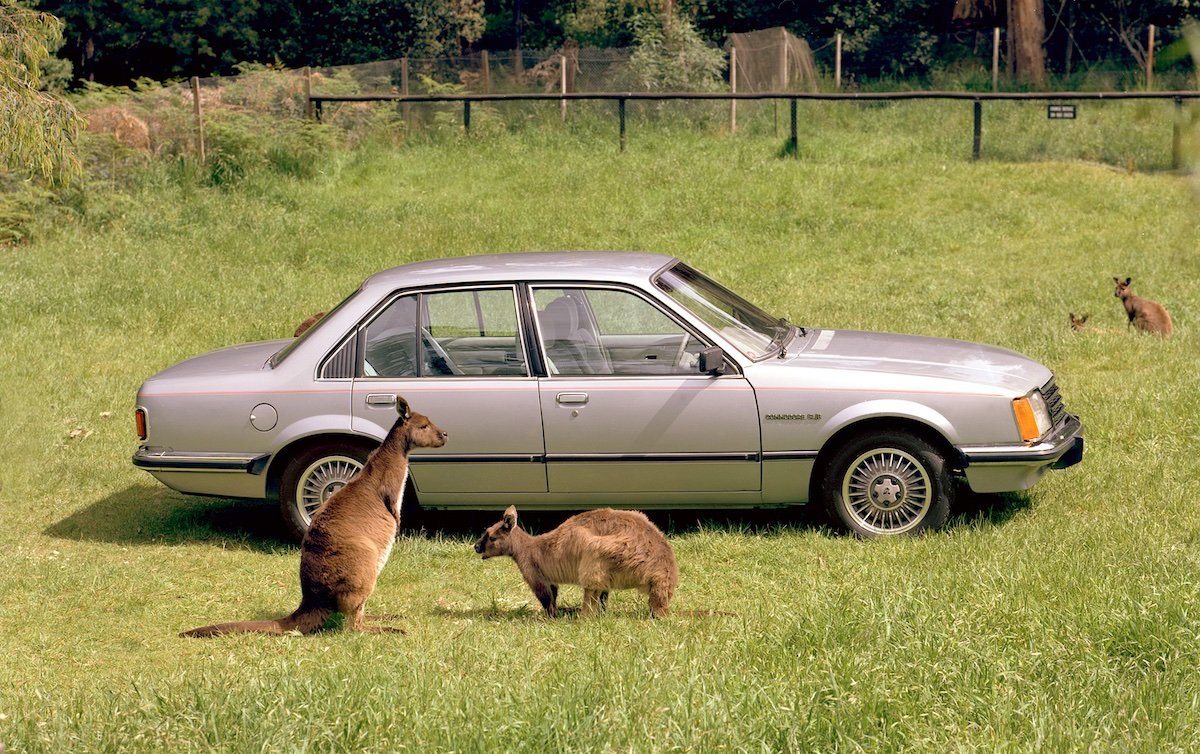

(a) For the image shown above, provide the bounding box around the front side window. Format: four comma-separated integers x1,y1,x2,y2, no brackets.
533,287,707,376
363,288,528,378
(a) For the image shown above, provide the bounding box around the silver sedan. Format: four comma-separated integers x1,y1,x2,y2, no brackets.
133,251,1083,539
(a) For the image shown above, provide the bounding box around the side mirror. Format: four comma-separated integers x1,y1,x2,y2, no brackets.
698,347,727,376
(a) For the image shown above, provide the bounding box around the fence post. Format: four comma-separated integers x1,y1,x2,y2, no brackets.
401,58,410,129
481,50,491,94
789,98,797,158
779,27,789,89
1147,25,1156,90
560,55,568,123
730,47,737,133
835,33,842,90
618,98,626,152
992,28,1000,91
972,100,982,160
464,100,471,134
303,67,314,119
1172,96,1182,169
190,76,205,163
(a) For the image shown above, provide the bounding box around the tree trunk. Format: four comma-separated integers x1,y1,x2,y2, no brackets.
1010,0,1047,87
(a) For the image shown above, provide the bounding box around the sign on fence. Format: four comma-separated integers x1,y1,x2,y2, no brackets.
1047,104,1077,119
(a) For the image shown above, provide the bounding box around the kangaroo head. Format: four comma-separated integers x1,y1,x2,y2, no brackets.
1113,277,1132,298
1069,312,1089,331
406,411,448,449
474,505,519,559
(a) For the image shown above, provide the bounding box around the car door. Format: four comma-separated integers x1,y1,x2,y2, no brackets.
532,285,761,496
351,286,546,502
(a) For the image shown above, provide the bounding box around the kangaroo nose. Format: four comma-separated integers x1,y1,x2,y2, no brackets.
474,539,484,553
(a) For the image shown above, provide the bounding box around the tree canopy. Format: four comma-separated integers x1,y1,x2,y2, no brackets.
31,0,1200,86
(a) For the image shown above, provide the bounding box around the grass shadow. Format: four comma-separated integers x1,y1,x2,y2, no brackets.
44,484,294,553
412,504,833,540
949,486,1034,530
49,484,1029,552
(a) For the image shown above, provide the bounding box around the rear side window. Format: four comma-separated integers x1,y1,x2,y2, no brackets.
362,288,528,378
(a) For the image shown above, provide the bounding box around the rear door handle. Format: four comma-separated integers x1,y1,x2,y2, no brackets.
366,393,397,407
556,392,589,405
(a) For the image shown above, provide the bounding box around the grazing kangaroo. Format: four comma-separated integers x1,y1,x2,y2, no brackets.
1069,312,1090,331
181,398,447,637
1113,277,1173,335
474,506,678,618
293,310,326,337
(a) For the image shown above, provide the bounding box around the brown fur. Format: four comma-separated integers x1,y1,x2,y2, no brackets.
475,506,678,618
1069,312,1090,331
293,311,326,337
181,398,447,637
1114,277,1173,336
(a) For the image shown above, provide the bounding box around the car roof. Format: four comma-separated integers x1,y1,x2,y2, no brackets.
361,251,679,290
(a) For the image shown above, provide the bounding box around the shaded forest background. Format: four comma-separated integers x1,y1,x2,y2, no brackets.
35,0,1200,90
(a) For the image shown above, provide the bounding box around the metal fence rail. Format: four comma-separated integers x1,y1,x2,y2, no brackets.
311,90,1200,166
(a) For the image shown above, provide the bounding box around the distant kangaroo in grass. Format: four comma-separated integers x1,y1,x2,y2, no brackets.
181,398,447,637
1069,312,1090,331
474,506,678,618
1113,277,1173,336
293,310,326,337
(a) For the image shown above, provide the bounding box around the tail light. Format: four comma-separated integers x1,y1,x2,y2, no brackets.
135,408,147,440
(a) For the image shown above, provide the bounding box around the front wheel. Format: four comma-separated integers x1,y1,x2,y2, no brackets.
820,431,953,537
278,443,368,542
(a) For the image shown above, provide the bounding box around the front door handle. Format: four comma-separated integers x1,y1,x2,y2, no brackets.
366,393,397,407
556,392,589,405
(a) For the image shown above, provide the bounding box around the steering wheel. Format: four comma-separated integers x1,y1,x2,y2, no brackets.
421,329,463,376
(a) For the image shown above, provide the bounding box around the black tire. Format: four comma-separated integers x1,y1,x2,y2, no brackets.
820,431,953,538
278,442,369,543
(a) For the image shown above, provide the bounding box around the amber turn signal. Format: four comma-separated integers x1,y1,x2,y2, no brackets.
135,408,147,441
1012,398,1040,443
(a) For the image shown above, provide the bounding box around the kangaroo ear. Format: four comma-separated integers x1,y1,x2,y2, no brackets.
1125,277,1132,285
1113,277,1119,284
395,397,410,420
502,505,518,531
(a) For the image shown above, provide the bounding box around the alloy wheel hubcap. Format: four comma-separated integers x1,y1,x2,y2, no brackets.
842,448,932,534
297,456,363,522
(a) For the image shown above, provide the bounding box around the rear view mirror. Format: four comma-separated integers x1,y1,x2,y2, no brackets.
698,347,727,375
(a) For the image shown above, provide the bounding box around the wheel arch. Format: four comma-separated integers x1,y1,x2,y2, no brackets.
808,416,961,504
265,432,378,502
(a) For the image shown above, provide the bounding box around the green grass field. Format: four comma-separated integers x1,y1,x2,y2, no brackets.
2,119,1200,752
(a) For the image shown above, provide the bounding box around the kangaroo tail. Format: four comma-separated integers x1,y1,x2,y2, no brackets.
180,606,332,638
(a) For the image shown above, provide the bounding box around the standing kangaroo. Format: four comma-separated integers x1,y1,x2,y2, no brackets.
181,398,447,637
1113,277,1173,335
474,506,678,618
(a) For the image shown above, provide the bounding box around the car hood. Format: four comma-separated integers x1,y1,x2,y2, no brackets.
781,329,1051,393
144,340,290,383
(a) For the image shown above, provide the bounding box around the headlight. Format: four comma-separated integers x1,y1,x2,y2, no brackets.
1013,390,1052,442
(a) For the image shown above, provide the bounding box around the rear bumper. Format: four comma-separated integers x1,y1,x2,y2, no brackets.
959,414,1084,493
132,448,271,475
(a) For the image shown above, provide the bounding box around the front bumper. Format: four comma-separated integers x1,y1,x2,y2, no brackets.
958,414,1084,493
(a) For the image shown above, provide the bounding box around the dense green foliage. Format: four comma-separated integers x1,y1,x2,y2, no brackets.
1,122,1199,751
32,0,1200,85
0,0,80,184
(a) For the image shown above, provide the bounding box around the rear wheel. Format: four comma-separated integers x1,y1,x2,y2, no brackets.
278,443,368,542
821,431,952,537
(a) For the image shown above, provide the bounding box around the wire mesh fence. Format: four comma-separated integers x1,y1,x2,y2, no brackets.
74,26,1198,171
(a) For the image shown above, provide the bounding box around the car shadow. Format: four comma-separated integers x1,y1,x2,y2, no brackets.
47,484,1031,551
44,485,295,553
949,487,1033,530
411,504,834,540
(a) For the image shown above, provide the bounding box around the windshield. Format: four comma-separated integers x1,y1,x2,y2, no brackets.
655,263,786,359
